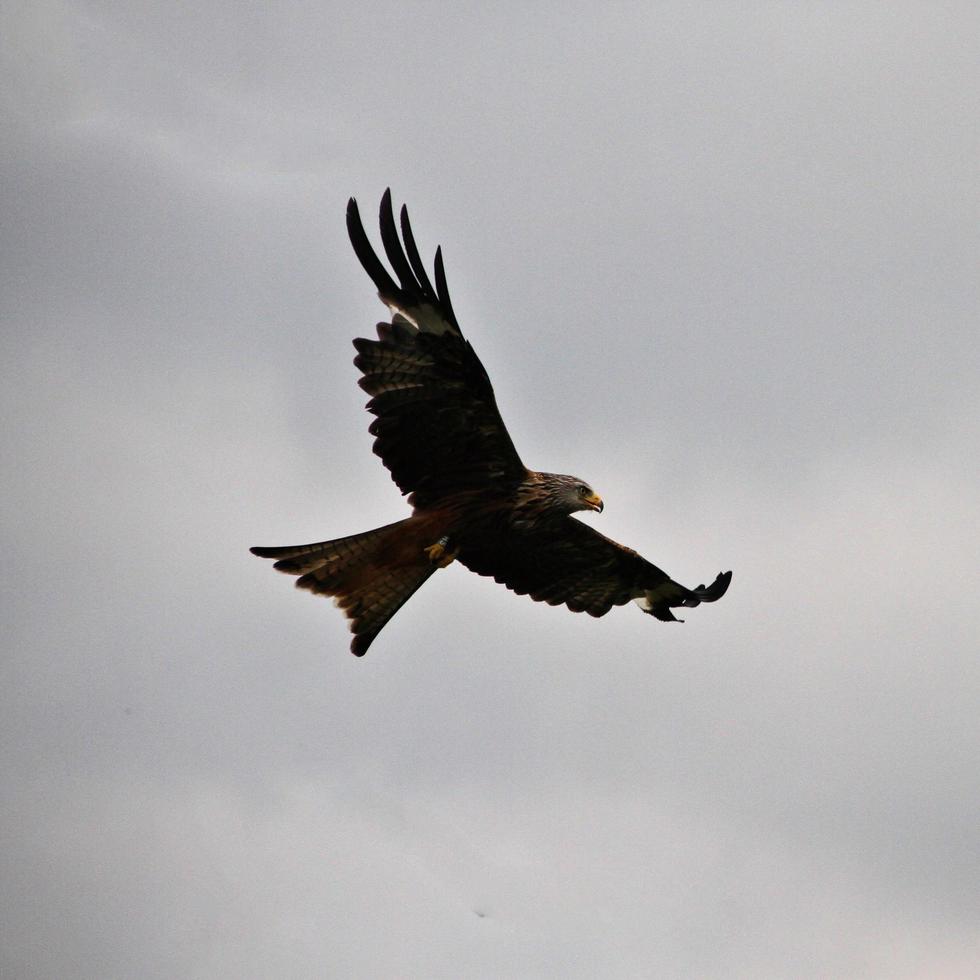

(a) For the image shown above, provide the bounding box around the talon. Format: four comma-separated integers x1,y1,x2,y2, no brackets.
424,536,459,568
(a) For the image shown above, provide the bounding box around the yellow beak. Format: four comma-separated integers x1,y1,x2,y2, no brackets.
584,492,604,513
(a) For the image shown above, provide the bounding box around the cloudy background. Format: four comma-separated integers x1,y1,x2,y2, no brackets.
2,2,978,977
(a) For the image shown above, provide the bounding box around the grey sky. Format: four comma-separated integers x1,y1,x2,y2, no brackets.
2,2,978,977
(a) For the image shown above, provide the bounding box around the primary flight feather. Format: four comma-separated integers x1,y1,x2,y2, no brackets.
251,190,732,655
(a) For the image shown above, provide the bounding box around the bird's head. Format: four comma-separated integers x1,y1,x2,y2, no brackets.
550,474,604,515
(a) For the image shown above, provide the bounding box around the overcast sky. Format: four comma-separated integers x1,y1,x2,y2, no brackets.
2,2,978,977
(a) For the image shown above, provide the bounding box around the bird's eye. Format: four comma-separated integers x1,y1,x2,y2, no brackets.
577,485,588,496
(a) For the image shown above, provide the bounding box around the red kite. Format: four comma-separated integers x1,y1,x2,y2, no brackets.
251,191,731,655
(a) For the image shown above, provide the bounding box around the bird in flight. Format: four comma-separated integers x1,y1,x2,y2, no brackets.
251,191,732,655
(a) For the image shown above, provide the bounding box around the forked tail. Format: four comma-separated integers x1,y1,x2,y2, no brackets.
250,518,437,656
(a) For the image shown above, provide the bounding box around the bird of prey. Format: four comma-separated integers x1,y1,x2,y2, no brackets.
251,191,732,655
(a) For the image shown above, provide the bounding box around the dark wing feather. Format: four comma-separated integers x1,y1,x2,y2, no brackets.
348,191,526,507
458,518,732,620
399,204,436,297
347,190,460,335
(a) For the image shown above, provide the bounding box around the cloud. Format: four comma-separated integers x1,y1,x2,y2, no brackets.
2,1,978,977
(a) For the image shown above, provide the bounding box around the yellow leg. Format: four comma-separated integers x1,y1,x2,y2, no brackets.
424,536,459,568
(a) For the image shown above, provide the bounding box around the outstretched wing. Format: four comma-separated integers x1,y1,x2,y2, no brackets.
458,518,732,621
347,190,527,508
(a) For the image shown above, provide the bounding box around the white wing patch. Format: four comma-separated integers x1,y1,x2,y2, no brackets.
386,304,456,336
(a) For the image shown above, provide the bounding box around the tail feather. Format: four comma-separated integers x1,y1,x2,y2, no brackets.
250,518,436,656
251,524,401,577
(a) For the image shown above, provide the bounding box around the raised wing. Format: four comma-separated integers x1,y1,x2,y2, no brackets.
458,518,732,621
347,191,527,509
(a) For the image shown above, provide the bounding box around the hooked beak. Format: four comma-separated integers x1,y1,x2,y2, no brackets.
584,492,604,513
